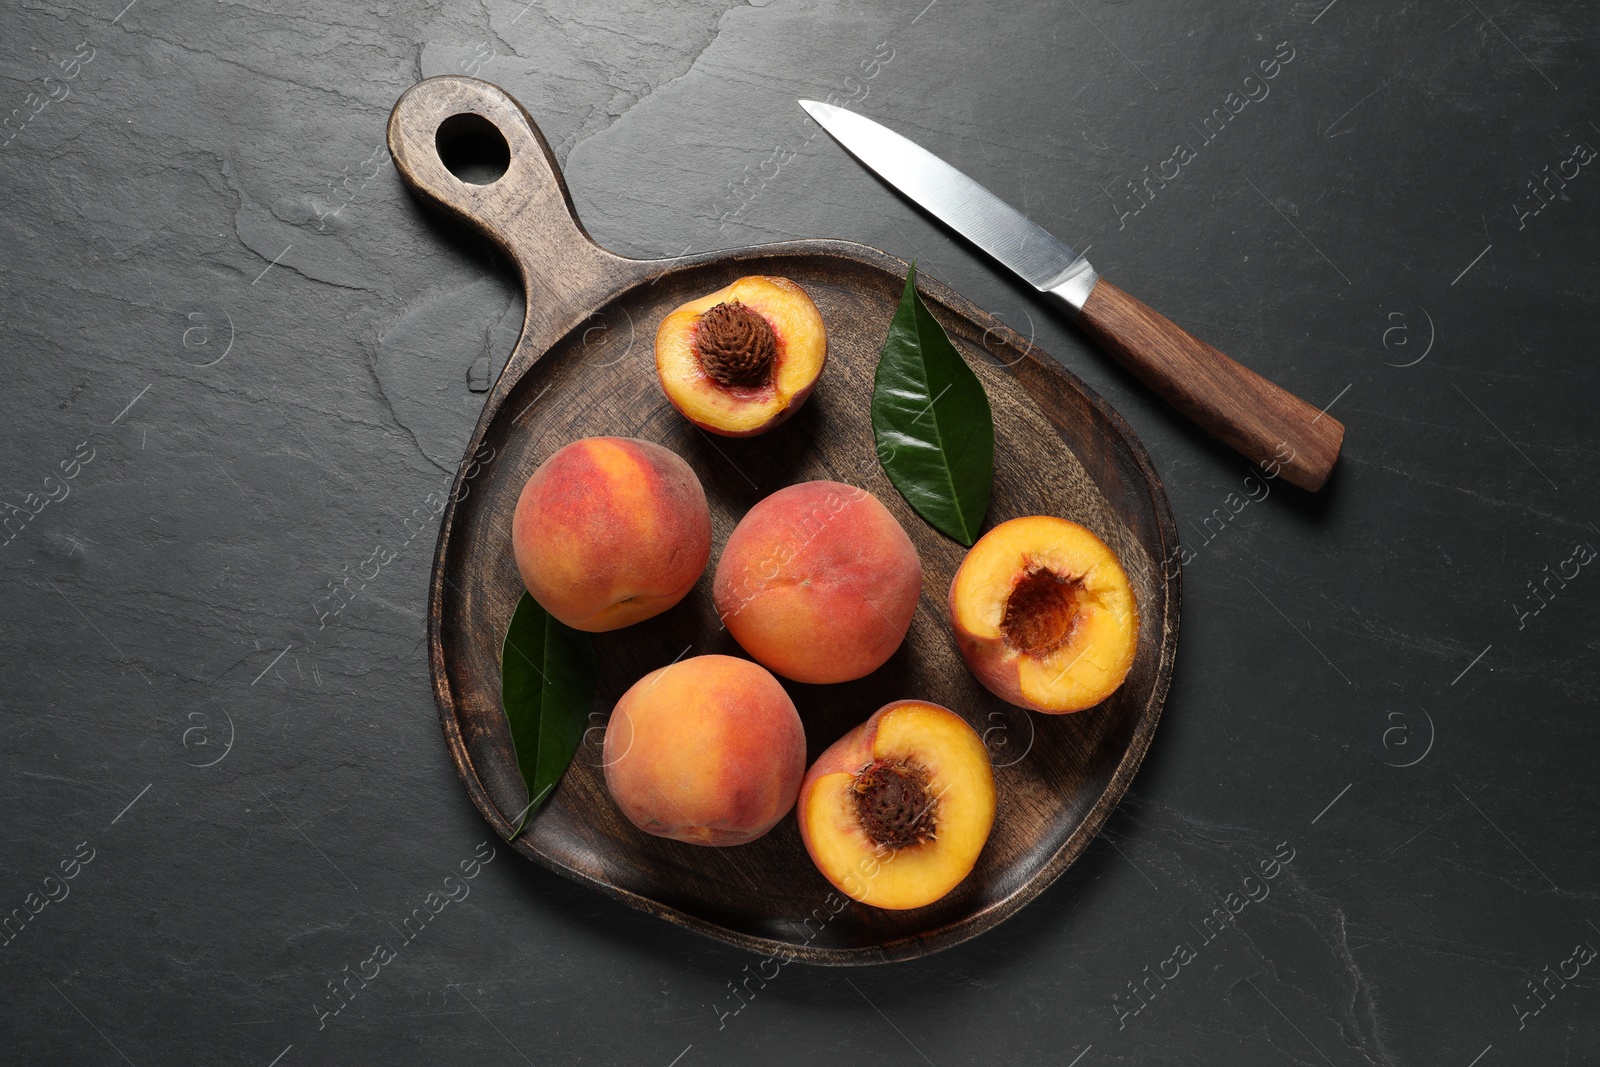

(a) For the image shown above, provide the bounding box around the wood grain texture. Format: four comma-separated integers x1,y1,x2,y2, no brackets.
1077,278,1344,491
390,76,1181,964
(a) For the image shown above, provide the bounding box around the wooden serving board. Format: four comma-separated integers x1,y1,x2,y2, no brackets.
390,76,1180,964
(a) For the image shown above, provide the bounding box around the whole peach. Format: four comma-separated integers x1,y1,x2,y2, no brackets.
712,481,921,684
511,436,711,632
603,654,805,846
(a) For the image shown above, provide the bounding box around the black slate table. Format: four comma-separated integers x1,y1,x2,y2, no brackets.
3,1,1596,1064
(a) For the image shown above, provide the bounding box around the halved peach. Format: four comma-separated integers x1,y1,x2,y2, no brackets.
948,516,1138,713
655,276,826,436
797,701,995,910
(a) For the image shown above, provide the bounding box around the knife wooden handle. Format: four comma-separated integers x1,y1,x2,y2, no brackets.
1074,278,1343,491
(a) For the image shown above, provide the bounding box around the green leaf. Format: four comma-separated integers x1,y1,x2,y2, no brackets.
871,264,995,545
499,592,596,838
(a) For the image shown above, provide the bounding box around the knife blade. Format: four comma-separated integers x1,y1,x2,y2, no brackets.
798,100,1096,302
798,99,1344,492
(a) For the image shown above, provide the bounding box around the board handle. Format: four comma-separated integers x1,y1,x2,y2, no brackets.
388,76,641,358
1073,278,1344,491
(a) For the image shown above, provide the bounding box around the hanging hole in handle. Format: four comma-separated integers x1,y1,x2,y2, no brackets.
435,113,511,185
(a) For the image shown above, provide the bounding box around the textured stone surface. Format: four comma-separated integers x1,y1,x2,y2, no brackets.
2,0,1596,1064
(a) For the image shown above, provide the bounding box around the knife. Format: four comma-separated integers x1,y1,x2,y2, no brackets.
799,99,1344,492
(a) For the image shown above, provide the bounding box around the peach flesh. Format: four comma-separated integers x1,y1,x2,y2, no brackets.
654,276,827,437
798,700,996,910
948,515,1138,714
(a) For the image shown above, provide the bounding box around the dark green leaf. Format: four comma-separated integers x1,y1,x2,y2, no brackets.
500,592,596,838
871,264,995,545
